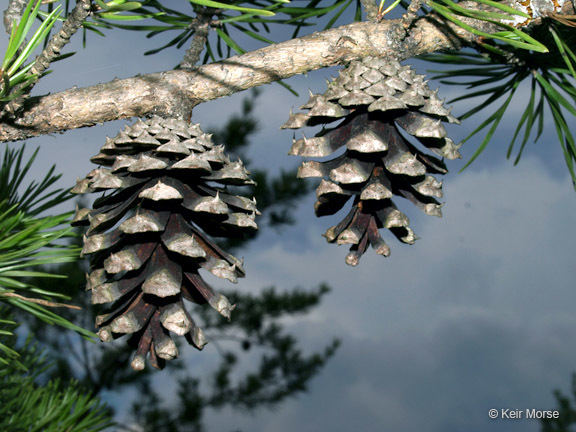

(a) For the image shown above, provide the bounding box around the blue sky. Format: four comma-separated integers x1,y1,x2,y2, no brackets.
3,2,576,431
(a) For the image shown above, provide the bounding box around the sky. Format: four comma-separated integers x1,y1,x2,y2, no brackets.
3,2,576,432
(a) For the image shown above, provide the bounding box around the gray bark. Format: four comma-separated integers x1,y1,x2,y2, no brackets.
0,1,572,142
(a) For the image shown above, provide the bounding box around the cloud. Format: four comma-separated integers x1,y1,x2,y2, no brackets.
198,155,576,432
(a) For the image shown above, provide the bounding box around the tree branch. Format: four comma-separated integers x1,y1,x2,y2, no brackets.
0,0,567,143
0,16,468,142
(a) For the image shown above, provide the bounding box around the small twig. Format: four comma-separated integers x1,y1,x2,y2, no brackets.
3,0,28,35
401,0,425,32
1,291,81,309
180,8,217,69
29,0,92,76
392,0,425,41
3,0,29,66
4,0,92,115
361,0,379,22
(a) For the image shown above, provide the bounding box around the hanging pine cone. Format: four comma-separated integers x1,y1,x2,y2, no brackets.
71,115,259,370
282,57,461,266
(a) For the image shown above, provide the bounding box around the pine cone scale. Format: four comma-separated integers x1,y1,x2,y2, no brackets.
109,293,155,334
141,248,182,298
158,301,192,336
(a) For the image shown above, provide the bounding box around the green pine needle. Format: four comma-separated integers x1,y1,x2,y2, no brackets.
0,338,114,431
421,21,576,186
1,0,62,100
427,0,548,53
0,145,97,346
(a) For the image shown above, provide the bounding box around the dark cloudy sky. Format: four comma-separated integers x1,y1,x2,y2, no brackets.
3,2,576,431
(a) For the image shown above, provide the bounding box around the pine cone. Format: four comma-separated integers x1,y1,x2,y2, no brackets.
72,116,259,370
282,57,461,266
